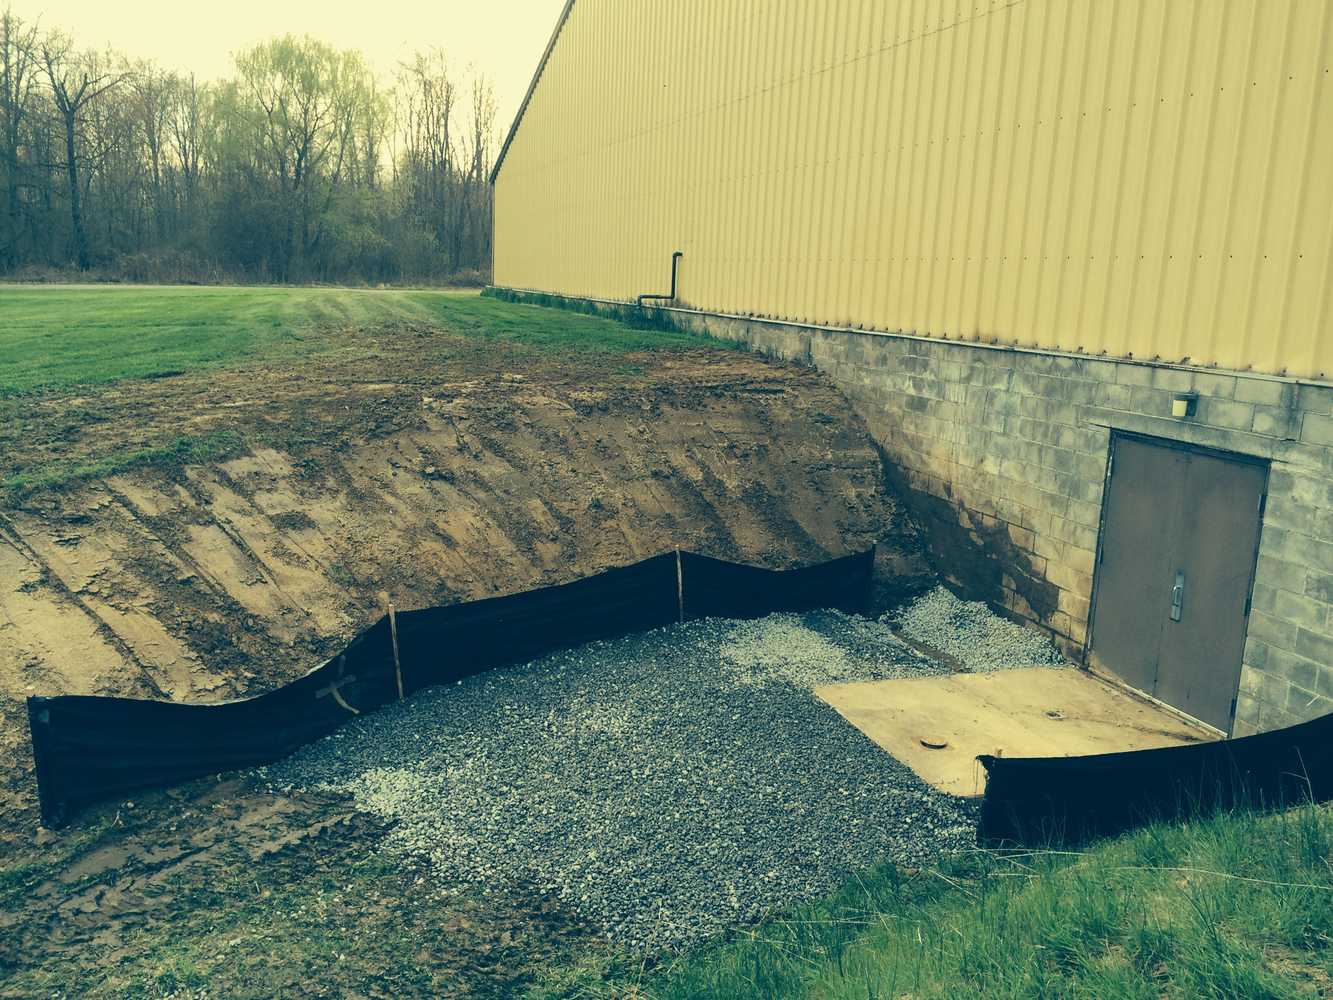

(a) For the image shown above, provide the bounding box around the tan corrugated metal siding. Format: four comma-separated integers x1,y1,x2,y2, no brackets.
494,0,1333,378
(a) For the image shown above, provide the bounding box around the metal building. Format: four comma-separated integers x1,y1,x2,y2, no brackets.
492,0,1333,737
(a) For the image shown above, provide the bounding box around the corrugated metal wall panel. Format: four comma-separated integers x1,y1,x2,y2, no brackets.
494,0,1333,378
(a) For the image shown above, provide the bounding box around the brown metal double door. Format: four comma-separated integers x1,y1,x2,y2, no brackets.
1089,434,1268,733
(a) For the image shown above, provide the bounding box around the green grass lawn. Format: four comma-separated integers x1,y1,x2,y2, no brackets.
535,801,1333,999
0,285,708,395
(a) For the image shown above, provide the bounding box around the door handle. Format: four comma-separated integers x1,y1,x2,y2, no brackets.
1170,570,1185,622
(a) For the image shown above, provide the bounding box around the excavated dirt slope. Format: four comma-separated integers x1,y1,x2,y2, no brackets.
0,341,926,838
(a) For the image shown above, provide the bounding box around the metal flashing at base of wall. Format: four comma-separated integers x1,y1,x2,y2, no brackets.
491,286,1333,392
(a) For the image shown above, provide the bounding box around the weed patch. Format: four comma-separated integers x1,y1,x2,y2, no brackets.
528,801,1333,999
3,429,247,501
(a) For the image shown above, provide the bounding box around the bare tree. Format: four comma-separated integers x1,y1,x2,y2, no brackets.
232,36,375,278
453,73,495,269
130,61,170,238
1,14,497,283
166,72,204,232
0,6,38,268
397,49,457,249
41,34,120,268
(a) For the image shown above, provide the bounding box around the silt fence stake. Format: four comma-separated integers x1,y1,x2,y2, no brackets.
379,590,404,700
675,547,684,623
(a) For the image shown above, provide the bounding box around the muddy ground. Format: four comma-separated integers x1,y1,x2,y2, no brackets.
0,326,931,994
1,773,606,997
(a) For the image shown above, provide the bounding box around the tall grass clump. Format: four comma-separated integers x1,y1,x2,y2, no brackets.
3,429,247,501
530,799,1333,999
482,286,721,337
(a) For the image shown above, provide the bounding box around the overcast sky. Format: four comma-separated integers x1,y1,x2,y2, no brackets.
7,0,567,132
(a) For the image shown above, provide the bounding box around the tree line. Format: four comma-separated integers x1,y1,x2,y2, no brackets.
0,8,498,284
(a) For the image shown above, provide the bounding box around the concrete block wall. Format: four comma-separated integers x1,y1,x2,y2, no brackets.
688,312,1333,736
493,289,1333,735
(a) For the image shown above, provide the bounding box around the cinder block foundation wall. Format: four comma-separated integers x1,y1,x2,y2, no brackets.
706,314,1333,737
496,291,1333,736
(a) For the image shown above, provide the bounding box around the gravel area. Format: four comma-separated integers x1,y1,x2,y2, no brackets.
262,609,974,953
888,585,1067,672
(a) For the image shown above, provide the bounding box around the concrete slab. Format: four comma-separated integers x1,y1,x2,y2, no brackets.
815,667,1216,797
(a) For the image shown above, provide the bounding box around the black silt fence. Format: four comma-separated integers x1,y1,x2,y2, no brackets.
28,548,875,827
977,709,1333,848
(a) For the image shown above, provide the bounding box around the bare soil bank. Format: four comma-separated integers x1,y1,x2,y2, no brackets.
0,340,928,841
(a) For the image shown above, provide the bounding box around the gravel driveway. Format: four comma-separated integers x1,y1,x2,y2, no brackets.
264,607,1049,952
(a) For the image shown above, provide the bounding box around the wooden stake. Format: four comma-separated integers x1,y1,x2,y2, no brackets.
379,590,404,700
675,547,684,623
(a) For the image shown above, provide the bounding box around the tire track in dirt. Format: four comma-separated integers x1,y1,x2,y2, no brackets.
0,513,167,702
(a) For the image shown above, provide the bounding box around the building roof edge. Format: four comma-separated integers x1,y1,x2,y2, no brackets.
489,0,578,186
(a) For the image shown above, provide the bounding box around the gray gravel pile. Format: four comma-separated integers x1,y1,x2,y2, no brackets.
262,609,972,952
718,609,947,687
888,585,1067,672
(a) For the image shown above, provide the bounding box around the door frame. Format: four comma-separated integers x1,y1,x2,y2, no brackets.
1083,429,1270,735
